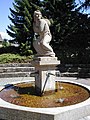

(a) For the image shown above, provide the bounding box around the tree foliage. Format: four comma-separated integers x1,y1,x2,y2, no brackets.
7,0,41,55
7,0,90,63
75,0,90,12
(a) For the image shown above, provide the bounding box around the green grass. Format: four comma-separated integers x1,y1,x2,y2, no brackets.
0,53,33,64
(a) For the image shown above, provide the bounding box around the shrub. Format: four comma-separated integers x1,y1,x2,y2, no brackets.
2,39,11,47
20,42,33,56
0,54,33,64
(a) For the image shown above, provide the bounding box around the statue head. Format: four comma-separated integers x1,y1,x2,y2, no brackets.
34,10,42,22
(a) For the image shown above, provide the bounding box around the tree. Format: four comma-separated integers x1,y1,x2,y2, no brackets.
7,0,41,55
75,0,90,14
42,0,90,63
42,0,77,47
7,0,90,63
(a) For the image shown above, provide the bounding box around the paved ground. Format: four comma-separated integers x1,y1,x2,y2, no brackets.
0,76,90,120
60,77,90,86
0,76,90,85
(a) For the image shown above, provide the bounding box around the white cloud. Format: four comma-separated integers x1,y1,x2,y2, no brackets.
0,32,12,40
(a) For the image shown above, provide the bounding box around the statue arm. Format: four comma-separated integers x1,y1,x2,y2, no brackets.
33,23,39,33
39,19,46,32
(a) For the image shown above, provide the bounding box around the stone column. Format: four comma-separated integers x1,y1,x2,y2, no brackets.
31,57,60,95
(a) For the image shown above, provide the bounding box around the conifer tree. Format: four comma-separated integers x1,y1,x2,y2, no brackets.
43,0,90,63
43,0,76,47
76,0,90,13
7,0,41,54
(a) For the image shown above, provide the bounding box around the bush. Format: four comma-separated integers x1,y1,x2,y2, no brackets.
20,42,33,56
0,54,33,64
0,46,19,54
55,47,90,64
2,39,11,47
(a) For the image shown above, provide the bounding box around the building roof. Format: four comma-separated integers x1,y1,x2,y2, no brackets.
0,34,3,42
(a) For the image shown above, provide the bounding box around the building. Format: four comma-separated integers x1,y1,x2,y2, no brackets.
0,34,3,47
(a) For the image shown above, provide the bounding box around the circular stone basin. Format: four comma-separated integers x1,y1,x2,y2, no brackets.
0,81,90,108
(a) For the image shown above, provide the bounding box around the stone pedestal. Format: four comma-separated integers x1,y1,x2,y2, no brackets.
31,57,60,95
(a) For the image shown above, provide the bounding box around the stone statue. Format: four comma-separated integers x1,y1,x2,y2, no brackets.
33,10,55,57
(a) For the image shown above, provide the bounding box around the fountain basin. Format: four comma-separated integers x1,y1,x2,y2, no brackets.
0,78,90,120
0,81,89,108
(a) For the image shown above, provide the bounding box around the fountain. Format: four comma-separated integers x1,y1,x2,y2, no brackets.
0,10,90,120
31,56,60,96
0,70,90,120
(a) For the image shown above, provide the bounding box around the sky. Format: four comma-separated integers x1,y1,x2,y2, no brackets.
0,0,14,39
0,0,90,40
